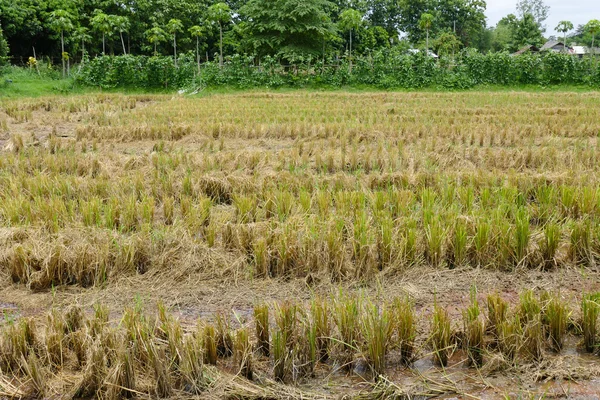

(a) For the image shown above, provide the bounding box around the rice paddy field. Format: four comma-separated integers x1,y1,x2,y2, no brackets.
1,91,600,398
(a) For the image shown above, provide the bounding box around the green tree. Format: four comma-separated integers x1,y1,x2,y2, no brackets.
555,21,573,52
113,16,130,55
0,26,9,66
419,13,434,54
166,18,184,67
73,26,91,65
339,9,363,73
586,19,600,55
513,13,543,48
90,10,113,54
146,25,167,55
434,31,460,57
207,2,232,67
516,0,549,32
189,25,205,73
240,0,335,63
48,10,74,77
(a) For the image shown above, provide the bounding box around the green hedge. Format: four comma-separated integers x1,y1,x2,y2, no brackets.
75,50,600,90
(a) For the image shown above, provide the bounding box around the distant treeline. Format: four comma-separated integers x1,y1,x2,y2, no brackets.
74,51,600,90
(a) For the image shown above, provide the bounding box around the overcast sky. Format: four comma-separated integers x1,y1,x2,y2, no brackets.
486,0,600,36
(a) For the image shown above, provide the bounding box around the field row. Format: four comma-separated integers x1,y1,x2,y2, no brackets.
0,289,597,398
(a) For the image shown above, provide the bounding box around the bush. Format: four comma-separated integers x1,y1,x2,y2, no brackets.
75,51,600,91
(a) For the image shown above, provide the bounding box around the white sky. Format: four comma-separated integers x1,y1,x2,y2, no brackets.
486,0,600,36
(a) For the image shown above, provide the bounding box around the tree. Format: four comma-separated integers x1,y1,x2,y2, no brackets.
516,0,549,32
419,13,434,55
90,10,113,54
73,27,91,65
113,16,130,55
586,19,600,56
189,25,205,73
434,31,460,57
48,10,74,78
145,25,167,55
338,9,363,73
0,26,9,66
555,21,573,52
240,0,335,63
207,2,232,67
166,19,184,67
513,13,543,48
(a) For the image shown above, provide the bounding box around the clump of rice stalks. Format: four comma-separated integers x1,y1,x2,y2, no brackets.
431,302,452,367
273,329,288,382
87,303,109,338
65,305,85,333
463,287,485,367
311,297,330,362
582,294,599,353
7,134,24,153
540,222,560,269
498,314,521,363
298,311,318,378
424,219,445,268
148,343,172,398
514,208,530,266
333,292,360,370
545,294,568,352
180,335,206,394
235,328,253,380
203,324,218,365
45,309,66,367
522,316,543,361
393,296,416,365
198,177,231,204
254,304,270,357
73,340,106,398
518,290,541,325
361,303,392,379
1,316,36,368
105,345,136,399
252,238,269,278
570,219,592,265
215,313,233,358
447,219,468,269
21,353,46,398
486,293,508,338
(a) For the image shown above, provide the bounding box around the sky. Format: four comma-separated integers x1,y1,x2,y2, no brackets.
486,0,600,36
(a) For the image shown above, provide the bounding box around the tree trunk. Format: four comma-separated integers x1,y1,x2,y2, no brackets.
61,31,65,78
219,22,224,68
426,30,429,56
121,32,127,55
349,29,353,75
102,33,106,54
81,39,85,65
154,42,157,55
173,33,177,68
196,37,200,74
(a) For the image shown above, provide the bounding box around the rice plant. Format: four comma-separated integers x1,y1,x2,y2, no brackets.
463,287,485,367
582,294,599,353
254,304,270,357
393,296,416,365
361,303,392,378
235,328,253,380
544,293,568,352
431,302,452,367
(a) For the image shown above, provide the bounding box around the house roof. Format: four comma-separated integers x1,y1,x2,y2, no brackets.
540,40,564,51
512,45,540,55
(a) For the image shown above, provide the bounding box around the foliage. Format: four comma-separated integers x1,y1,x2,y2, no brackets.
239,0,335,62
75,51,600,91
0,26,8,67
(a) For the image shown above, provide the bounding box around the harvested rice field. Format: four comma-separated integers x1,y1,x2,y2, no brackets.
1,91,600,398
